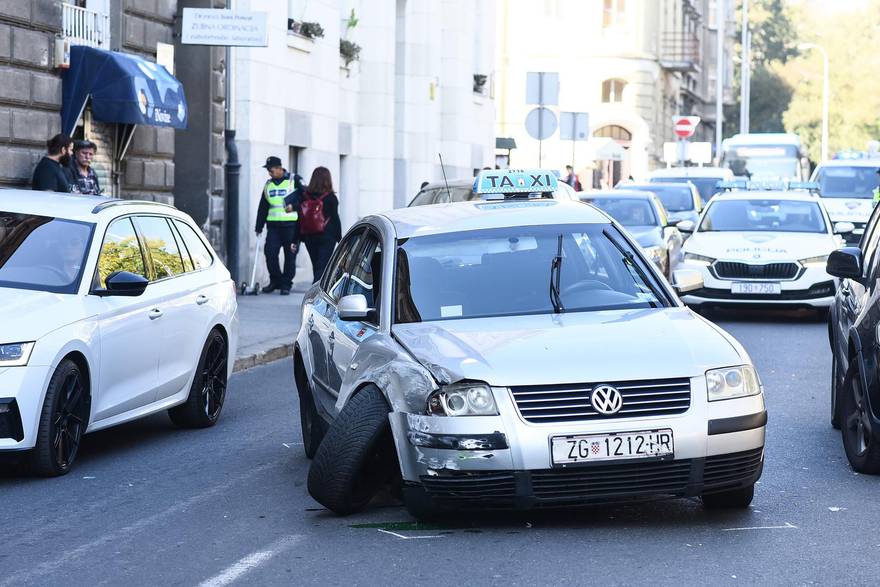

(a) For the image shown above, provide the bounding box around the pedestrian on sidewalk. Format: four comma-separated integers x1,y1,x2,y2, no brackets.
562,165,582,191
31,133,74,192
255,155,300,295
69,140,103,195
298,166,341,283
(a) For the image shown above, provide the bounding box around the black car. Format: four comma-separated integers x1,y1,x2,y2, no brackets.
827,201,880,472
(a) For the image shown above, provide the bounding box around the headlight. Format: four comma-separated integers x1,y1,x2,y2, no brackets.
706,365,761,401
799,254,829,266
427,383,499,416
0,342,35,367
683,253,715,266
644,245,664,263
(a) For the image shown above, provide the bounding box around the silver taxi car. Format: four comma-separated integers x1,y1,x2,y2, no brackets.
297,169,766,518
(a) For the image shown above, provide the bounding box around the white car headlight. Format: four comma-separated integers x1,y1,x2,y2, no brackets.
644,245,664,263
0,342,35,367
706,365,761,401
427,383,499,416
683,253,715,266
799,254,829,267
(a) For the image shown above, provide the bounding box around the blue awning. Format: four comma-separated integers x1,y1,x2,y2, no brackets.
62,46,188,135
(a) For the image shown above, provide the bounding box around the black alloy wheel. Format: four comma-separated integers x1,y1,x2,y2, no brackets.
32,359,90,476
842,359,880,474
168,330,228,428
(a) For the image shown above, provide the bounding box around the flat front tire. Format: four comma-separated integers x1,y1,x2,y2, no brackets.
294,355,327,459
307,385,395,515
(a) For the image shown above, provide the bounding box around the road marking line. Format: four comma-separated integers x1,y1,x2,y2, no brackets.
197,535,303,587
722,522,798,531
377,528,444,540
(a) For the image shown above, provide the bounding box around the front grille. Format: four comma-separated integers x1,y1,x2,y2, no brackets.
714,261,800,280
420,472,517,501
703,448,763,489
530,459,692,503
510,378,691,424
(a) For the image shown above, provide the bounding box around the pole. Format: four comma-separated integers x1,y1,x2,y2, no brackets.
538,72,544,167
739,0,750,134
821,47,829,162
715,0,725,163
570,116,576,171
224,40,242,282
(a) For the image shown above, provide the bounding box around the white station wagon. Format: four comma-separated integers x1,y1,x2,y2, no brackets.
297,170,766,519
0,191,238,475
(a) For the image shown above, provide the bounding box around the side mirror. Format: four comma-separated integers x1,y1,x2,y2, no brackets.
338,294,371,321
671,269,704,295
100,271,149,297
676,220,696,233
666,218,681,228
834,221,855,235
826,247,862,279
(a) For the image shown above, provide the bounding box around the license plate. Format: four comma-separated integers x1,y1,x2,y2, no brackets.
731,282,781,295
551,429,674,465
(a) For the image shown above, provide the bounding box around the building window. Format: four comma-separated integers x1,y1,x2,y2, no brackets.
594,125,632,142
603,0,626,28
601,79,627,103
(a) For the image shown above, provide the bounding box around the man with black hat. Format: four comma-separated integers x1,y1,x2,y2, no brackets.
255,155,299,295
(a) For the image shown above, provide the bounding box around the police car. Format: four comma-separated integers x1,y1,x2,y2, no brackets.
678,182,851,310
811,158,880,244
297,169,765,519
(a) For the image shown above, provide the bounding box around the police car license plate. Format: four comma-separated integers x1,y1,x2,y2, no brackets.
551,429,674,465
731,282,781,295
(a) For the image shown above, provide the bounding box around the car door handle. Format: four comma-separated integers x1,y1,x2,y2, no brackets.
196,294,209,305
148,308,163,320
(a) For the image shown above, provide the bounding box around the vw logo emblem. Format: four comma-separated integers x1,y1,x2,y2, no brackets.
591,385,623,415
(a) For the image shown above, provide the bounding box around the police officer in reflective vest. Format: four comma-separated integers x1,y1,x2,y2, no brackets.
255,156,300,295
873,168,880,206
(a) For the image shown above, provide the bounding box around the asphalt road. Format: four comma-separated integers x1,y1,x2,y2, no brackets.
3,309,880,586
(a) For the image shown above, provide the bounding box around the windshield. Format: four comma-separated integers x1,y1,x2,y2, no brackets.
627,185,694,212
698,199,827,233
589,198,658,227
394,223,667,323
722,145,801,180
0,212,94,293
651,177,720,201
409,186,475,206
815,166,880,199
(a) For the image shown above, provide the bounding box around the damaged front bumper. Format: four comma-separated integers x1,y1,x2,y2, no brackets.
389,382,765,509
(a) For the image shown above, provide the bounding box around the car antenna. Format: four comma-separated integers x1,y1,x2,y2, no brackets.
439,152,451,195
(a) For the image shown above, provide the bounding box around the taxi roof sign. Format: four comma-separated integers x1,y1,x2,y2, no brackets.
475,169,558,199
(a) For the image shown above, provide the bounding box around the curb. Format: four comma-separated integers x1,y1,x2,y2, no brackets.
233,342,294,373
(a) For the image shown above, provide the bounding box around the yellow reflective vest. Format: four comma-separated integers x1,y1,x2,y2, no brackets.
264,178,299,222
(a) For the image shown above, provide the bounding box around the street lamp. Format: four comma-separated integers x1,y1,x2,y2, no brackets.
798,42,829,162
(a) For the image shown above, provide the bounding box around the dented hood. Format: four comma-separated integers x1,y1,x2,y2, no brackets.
392,307,742,387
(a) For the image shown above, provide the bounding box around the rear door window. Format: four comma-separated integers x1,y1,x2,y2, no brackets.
174,220,213,270
134,216,186,280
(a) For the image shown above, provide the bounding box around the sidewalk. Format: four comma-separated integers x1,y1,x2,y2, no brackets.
231,276,312,373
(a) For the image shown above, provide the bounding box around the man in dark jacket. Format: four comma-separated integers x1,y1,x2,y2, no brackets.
32,133,74,192
69,139,102,195
255,156,300,295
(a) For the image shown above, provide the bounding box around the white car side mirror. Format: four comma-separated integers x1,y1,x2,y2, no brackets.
338,294,371,321
677,220,696,233
672,269,704,295
834,221,855,235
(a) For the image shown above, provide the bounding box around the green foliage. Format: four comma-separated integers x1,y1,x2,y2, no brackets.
298,21,325,39
745,0,799,64
346,9,359,30
749,65,793,132
340,39,361,66
97,237,144,287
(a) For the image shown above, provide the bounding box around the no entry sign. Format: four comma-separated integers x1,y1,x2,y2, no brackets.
673,116,700,139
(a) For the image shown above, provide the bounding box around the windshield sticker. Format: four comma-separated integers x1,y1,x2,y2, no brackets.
440,305,463,318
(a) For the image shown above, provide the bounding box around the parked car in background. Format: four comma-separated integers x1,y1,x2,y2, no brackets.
580,189,683,277
811,159,880,244
0,191,238,476
826,200,880,471
678,187,849,312
298,169,765,519
408,177,578,206
648,166,734,203
620,182,704,233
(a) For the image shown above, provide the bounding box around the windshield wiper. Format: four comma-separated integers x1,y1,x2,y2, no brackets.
549,233,564,313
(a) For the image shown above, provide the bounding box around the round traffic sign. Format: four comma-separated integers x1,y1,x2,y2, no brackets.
525,107,558,140
674,119,695,139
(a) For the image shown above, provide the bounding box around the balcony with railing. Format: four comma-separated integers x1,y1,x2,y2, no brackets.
62,2,110,48
659,31,701,73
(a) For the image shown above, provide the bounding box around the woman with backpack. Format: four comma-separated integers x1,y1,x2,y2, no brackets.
295,166,342,283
